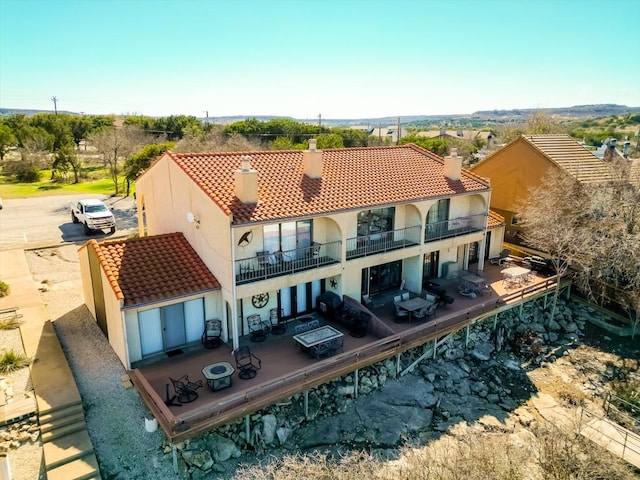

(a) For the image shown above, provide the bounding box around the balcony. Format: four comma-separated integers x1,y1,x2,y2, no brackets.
236,241,341,285
346,225,421,260
425,214,486,242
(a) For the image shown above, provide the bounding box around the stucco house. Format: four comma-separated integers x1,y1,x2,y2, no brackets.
79,141,505,369
470,134,615,242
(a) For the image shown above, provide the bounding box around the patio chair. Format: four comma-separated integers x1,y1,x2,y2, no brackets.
328,336,344,355
234,346,262,379
490,248,511,266
201,319,222,349
294,323,309,335
401,291,410,301
411,306,429,322
307,319,320,330
394,303,410,323
393,295,402,304
256,251,272,270
169,375,202,404
309,341,331,359
247,314,270,342
270,308,287,335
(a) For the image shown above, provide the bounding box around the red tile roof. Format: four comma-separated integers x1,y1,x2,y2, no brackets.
488,210,505,228
88,233,220,308
161,144,490,224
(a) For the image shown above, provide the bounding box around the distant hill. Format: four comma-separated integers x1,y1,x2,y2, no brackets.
2,104,639,127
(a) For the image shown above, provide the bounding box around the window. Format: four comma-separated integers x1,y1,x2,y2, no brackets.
263,220,312,259
357,208,395,237
511,214,519,226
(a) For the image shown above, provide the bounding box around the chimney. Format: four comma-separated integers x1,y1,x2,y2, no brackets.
234,155,259,204
303,138,323,179
444,148,462,181
623,141,630,158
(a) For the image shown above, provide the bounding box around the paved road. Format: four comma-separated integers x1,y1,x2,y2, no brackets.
0,194,138,250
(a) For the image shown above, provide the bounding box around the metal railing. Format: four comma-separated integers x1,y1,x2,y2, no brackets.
235,241,341,284
425,213,486,242
580,407,640,466
346,225,421,259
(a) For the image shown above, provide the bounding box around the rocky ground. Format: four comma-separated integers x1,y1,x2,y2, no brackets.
1,244,639,479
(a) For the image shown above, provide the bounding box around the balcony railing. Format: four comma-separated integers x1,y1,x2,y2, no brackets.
346,225,421,260
235,241,342,284
424,214,487,242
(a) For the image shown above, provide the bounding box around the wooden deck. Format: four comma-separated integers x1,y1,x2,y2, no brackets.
129,264,566,443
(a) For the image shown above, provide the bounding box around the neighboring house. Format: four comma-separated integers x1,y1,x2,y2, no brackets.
418,130,494,145
80,141,505,368
470,134,615,243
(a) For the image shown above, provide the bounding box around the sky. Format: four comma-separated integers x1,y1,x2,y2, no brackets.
1,0,639,120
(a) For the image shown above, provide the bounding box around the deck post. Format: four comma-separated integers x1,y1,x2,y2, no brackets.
493,314,497,330
396,353,401,377
354,369,359,399
519,302,523,319
245,415,250,441
465,325,470,346
544,292,548,309
172,443,178,474
304,390,309,418
433,339,437,359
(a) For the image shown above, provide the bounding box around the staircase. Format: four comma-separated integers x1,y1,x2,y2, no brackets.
40,400,101,480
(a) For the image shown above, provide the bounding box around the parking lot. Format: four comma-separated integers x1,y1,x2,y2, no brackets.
0,194,138,250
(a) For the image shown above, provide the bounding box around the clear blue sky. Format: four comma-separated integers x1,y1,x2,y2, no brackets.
1,0,639,119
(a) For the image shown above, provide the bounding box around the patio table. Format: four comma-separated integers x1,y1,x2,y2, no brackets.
501,266,533,288
293,325,343,349
202,361,235,391
397,297,434,320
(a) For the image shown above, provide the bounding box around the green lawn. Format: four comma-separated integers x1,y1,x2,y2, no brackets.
0,170,131,198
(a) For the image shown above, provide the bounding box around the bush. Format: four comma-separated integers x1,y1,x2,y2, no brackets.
0,349,30,373
0,280,8,297
0,317,20,330
15,164,41,182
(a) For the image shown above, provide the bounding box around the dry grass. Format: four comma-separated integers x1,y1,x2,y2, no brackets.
233,419,637,480
0,317,21,330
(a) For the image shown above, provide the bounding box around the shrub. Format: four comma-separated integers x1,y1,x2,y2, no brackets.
0,349,30,373
0,280,8,297
15,164,41,182
0,317,20,330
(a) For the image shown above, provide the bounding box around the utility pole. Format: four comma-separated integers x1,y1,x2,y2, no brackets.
51,96,58,115
318,113,322,132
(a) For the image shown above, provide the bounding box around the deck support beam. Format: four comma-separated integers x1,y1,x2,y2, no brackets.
304,390,309,418
396,353,401,377
465,325,470,347
172,443,178,474
245,415,250,441
354,369,359,399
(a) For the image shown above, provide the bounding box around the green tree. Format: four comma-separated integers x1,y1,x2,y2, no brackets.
30,113,73,151
270,137,296,150
399,135,449,155
316,134,343,149
52,142,82,183
0,123,17,160
69,116,93,149
3,114,30,147
124,142,174,195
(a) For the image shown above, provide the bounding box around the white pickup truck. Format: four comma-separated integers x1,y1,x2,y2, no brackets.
70,199,116,235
